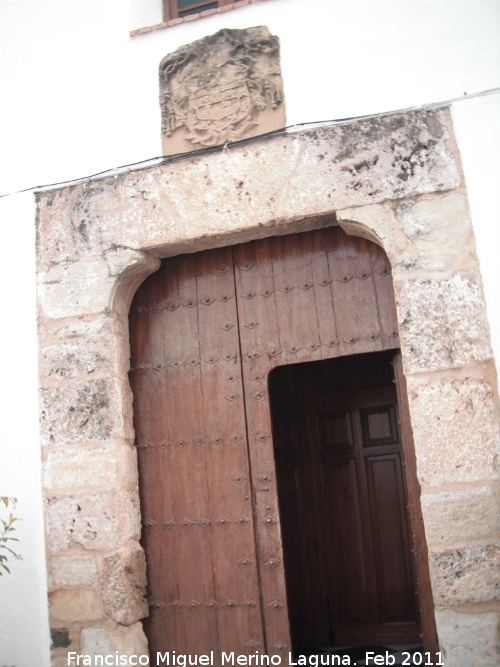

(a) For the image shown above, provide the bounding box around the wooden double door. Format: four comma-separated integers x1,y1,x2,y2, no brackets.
128,227,423,660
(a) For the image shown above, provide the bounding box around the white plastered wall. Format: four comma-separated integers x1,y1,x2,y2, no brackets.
451,94,500,375
0,0,498,663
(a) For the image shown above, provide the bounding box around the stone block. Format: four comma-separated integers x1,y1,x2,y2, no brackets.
395,272,491,372
407,375,500,486
44,443,137,490
49,588,102,622
40,378,131,446
80,623,148,658
430,545,500,605
55,317,111,339
158,28,285,156
36,186,98,266
51,555,97,587
397,193,471,252
393,254,458,275
104,247,152,278
40,335,119,381
337,203,411,262
38,258,114,318
54,316,129,341
436,608,500,667
289,109,460,213
45,490,141,552
421,487,500,548
101,546,148,625
107,248,160,316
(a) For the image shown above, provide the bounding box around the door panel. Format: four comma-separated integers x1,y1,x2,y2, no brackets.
233,227,400,654
130,250,264,660
326,234,383,355
365,454,415,623
320,457,369,626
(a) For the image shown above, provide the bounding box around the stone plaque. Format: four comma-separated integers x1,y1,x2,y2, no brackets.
159,27,285,155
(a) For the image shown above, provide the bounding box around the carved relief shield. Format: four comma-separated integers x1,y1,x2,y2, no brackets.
185,82,256,146
159,27,285,155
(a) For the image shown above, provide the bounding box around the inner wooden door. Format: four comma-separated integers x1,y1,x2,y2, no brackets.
269,353,421,650
129,226,408,659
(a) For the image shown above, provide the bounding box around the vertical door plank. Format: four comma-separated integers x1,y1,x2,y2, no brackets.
171,253,219,657
326,228,384,356
271,233,323,366
130,280,167,647
234,239,281,362
234,240,292,660
309,229,341,359
156,256,218,655
370,244,400,350
196,248,264,656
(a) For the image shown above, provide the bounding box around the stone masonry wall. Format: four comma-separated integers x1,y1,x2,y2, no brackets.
36,107,500,666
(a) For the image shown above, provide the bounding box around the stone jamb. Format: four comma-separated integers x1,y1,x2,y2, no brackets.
36,107,500,665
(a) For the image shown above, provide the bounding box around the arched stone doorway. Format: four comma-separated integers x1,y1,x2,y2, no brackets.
37,108,499,665
128,227,436,659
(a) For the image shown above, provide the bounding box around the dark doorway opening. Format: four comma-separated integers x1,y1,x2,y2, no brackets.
269,350,422,655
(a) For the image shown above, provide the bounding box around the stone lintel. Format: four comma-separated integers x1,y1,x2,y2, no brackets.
36,107,460,269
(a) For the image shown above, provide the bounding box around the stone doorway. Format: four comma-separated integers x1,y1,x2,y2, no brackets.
37,108,500,665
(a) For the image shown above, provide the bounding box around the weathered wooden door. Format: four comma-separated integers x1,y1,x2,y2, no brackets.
269,353,421,650
129,227,403,658
129,248,268,660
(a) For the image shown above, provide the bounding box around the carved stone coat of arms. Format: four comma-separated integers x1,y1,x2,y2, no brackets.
159,27,286,155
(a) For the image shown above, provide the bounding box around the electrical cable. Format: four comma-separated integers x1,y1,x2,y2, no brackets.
0,86,499,200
